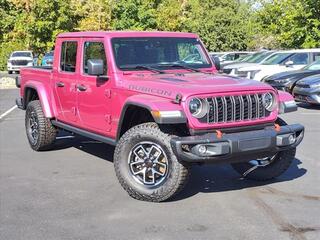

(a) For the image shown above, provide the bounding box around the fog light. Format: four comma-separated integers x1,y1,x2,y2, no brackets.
198,145,207,155
276,133,297,146
288,134,296,144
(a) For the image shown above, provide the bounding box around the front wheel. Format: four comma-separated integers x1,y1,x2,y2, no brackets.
114,123,189,202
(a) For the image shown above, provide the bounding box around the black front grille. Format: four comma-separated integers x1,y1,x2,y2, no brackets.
222,68,232,74
202,94,270,124
11,60,29,66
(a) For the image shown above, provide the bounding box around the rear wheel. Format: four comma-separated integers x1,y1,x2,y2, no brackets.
8,71,12,74
231,118,296,181
114,122,189,202
25,100,57,151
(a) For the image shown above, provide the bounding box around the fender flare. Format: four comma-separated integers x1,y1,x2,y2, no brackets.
24,82,55,118
278,90,297,114
116,96,187,140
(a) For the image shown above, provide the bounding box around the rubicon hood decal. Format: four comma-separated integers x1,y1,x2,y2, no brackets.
129,85,172,97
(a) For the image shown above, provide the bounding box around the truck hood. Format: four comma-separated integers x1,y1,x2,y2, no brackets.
122,72,274,100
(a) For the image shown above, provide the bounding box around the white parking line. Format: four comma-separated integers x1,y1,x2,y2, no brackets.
0,105,17,120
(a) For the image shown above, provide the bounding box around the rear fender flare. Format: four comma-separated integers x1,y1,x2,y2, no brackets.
24,82,55,118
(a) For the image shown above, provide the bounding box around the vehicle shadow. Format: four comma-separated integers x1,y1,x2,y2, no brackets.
52,131,115,162
297,103,320,110
171,158,306,201
52,132,307,201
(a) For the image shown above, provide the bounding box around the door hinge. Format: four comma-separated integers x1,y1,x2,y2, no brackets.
105,89,111,98
105,114,112,124
71,107,77,116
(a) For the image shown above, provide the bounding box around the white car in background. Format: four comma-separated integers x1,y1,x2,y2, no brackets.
7,51,34,74
209,51,252,65
235,49,320,81
222,51,275,74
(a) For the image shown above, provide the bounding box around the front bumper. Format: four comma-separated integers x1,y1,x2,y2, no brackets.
7,63,32,71
293,87,320,105
171,124,304,164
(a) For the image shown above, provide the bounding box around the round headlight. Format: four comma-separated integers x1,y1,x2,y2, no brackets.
189,98,207,118
262,92,276,111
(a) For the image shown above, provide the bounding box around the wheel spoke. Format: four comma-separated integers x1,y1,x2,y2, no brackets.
154,160,166,169
152,168,165,177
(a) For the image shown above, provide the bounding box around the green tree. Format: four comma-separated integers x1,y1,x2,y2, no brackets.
255,0,320,48
72,0,113,31
111,0,159,30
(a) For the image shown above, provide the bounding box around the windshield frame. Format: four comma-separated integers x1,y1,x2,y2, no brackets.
111,37,213,72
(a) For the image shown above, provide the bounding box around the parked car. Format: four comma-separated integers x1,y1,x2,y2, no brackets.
222,51,275,74
235,49,320,81
263,58,320,92
33,55,39,66
7,51,33,74
41,51,54,66
209,51,252,65
16,31,304,202
292,74,320,105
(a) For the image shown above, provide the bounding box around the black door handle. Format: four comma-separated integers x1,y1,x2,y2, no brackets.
77,84,87,91
56,81,64,87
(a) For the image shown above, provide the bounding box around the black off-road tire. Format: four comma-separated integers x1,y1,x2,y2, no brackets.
8,70,12,74
25,100,57,151
114,122,190,202
231,118,296,181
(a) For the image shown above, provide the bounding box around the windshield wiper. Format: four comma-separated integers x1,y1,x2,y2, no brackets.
156,63,202,73
131,65,166,74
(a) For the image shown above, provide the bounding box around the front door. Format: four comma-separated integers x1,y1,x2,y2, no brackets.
77,39,112,134
53,40,79,123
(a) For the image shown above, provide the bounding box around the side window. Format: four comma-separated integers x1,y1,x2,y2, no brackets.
289,53,309,65
83,42,107,74
60,41,78,72
313,53,320,61
224,54,235,61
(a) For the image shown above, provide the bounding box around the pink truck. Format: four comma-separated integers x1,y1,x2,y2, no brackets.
16,31,304,202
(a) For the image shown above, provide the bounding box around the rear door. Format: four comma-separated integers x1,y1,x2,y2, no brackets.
77,38,113,134
53,39,80,123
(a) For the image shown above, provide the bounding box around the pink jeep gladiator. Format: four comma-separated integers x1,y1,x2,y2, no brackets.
16,31,304,202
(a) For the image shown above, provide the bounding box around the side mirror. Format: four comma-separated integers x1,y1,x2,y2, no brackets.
285,60,294,67
88,59,104,76
212,56,221,71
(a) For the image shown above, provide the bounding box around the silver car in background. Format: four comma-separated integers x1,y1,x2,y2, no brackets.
293,74,320,105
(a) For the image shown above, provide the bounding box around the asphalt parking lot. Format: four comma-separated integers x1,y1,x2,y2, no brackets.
0,88,319,240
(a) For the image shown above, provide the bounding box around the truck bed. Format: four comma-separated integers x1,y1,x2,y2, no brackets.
19,67,53,99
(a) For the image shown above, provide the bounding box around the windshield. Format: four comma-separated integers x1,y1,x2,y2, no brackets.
245,51,273,63
304,59,320,70
262,53,292,65
44,52,53,57
112,37,211,71
11,52,32,58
